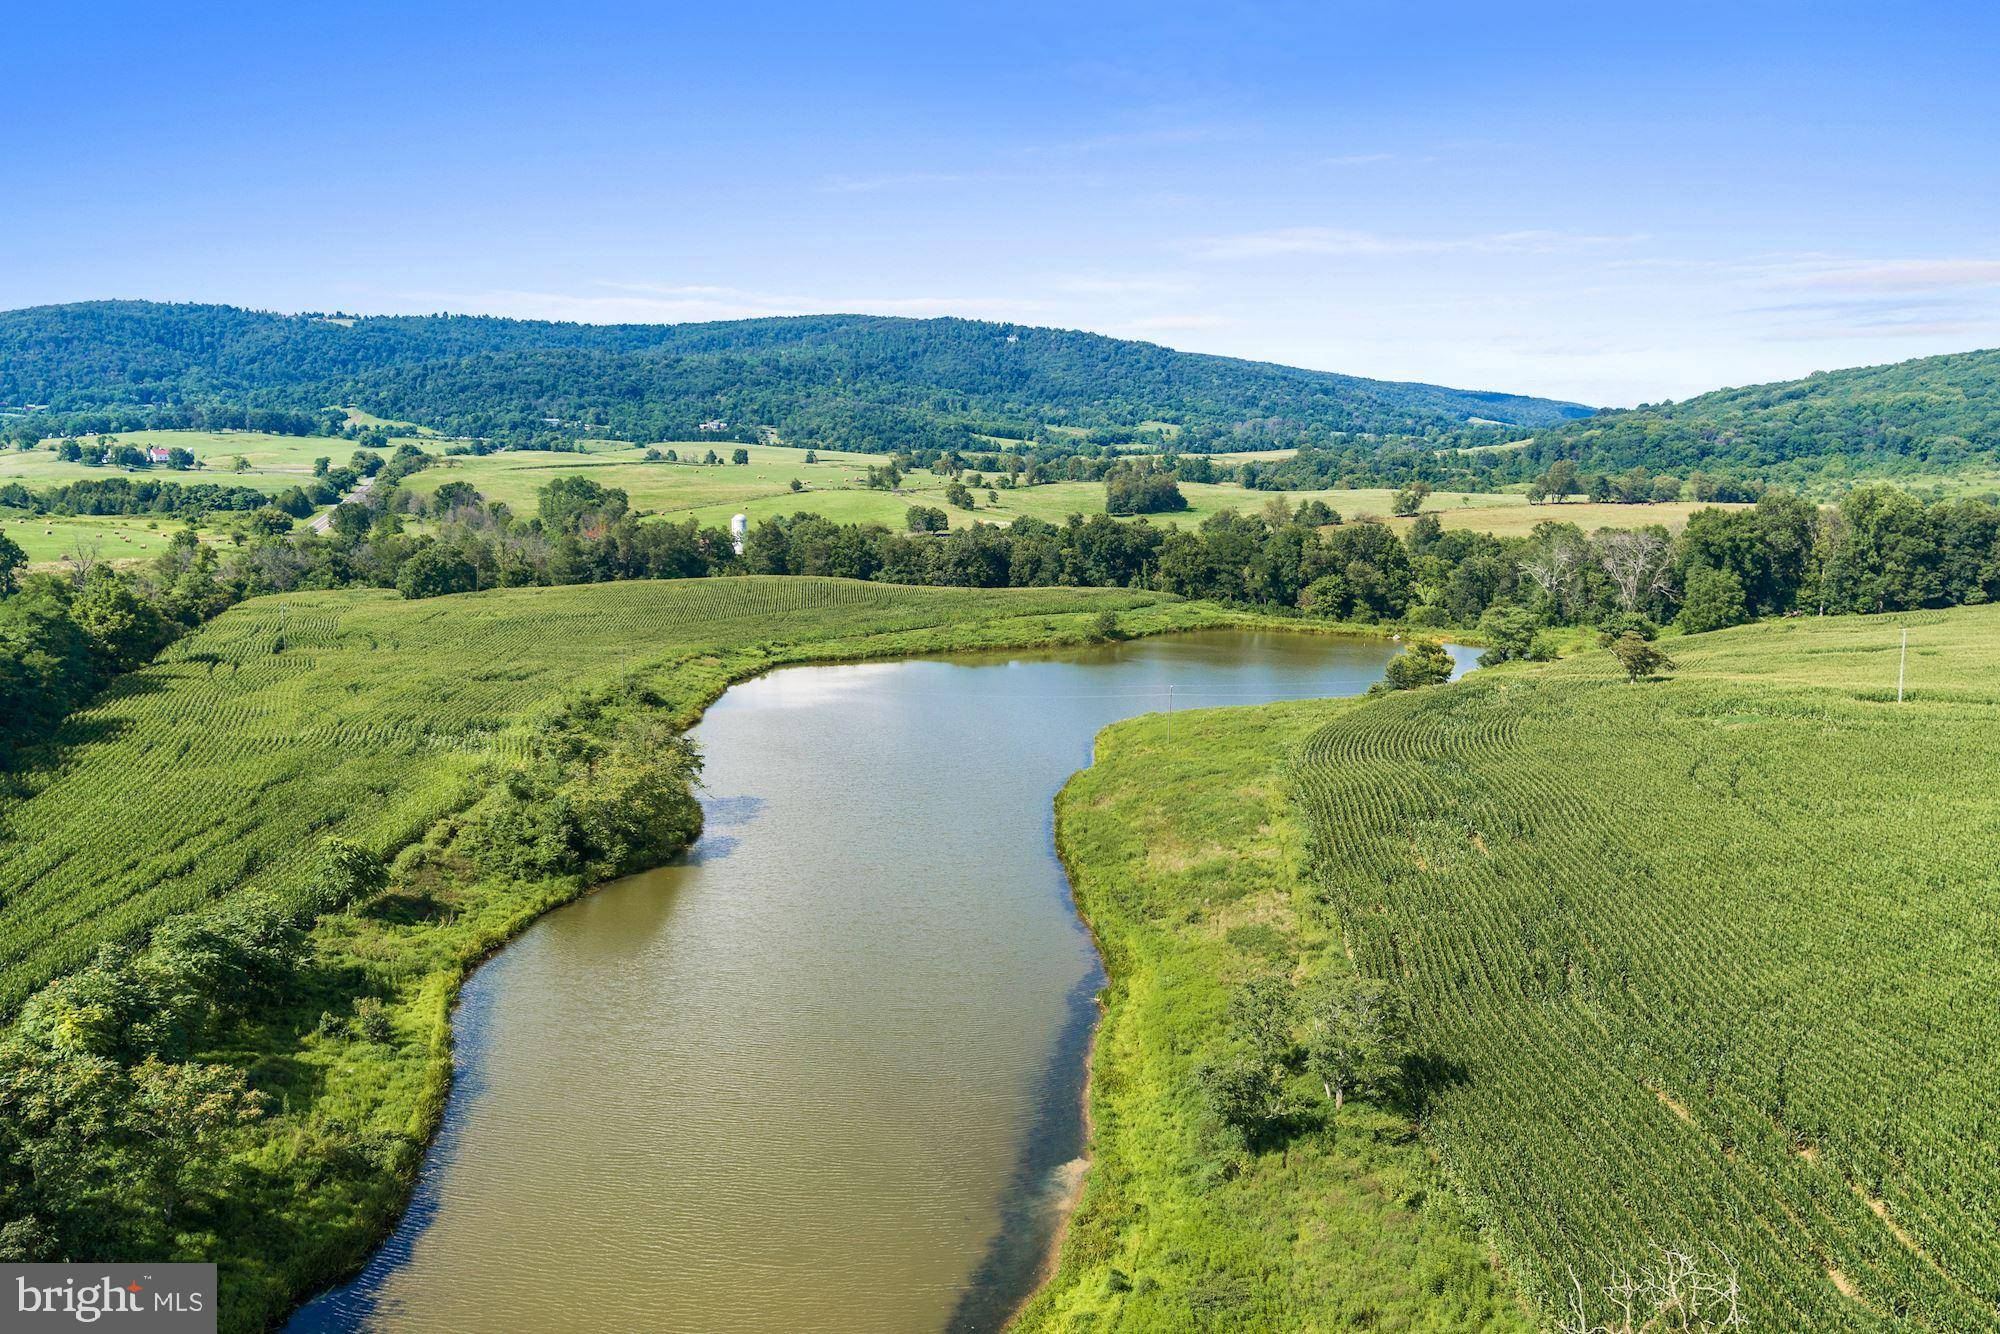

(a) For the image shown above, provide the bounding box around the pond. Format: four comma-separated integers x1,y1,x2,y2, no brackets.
290,630,1476,1332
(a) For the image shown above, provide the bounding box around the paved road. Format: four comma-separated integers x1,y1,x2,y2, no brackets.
307,472,376,533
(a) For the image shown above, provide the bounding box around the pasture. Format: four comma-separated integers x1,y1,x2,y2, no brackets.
1293,604,2000,1326
399,440,891,522
1384,497,1746,538
3,430,360,495
404,441,1611,534
0,508,230,564
333,406,436,434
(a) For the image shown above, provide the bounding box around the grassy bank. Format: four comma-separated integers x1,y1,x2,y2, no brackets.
1016,699,1528,1331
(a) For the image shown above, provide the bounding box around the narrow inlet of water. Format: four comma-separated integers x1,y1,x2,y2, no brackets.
291,630,1476,1333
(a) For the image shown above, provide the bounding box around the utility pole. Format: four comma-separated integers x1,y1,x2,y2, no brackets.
1897,628,1907,703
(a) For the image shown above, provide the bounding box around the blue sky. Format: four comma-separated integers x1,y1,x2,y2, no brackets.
7,1,1997,406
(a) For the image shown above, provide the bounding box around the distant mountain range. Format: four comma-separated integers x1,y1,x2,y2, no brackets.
0,301,1592,453
2,302,1992,486
1525,347,2000,485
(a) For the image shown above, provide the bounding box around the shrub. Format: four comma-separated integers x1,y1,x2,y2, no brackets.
1104,462,1187,516
350,997,393,1043
905,505,949,533
1381,638,1454,691
396,546,478,599
302,837,387,915
1608,632,1676,683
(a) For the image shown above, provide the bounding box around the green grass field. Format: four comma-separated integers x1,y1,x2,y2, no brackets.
0,431,387,563
1384,497,1746,538
2,430,361,495
1448,437,1536,455
3,433,1726,543
1204,446,1300,462
1291,605,2000,1327
403,439,1123,531
1017,700,1528,1331
401,440,935,525
406,441,1722,537
332,406,436,435
0,507,234,564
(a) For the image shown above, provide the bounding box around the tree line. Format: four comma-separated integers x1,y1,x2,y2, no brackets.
7,439,1997,775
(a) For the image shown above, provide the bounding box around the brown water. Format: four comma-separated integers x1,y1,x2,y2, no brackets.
290,631,1474,1333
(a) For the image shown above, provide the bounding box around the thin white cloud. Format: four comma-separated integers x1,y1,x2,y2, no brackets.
597,282,781,300
1776,258,2000,291
816,170,976,194
1187,227,1415,259
1756,319,1996,343
1728,258,2000,342
1184,226,1644,261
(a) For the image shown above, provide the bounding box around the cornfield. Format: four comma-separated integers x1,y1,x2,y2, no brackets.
0,576,1155,1012
1293,605,2000,1328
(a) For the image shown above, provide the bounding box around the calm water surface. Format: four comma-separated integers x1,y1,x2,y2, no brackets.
290,631,1475,1333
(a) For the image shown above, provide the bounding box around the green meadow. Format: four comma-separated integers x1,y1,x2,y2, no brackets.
403,440,1536,531
0,431,380,565
1382,497,1746,539
4,432,1725,555
403,440,1721,536
0,507,233,564
2,430,358,494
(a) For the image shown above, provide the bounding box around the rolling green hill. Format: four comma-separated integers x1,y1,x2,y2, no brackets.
1293,604,2000,1327
0,301,1592,453
1526,347,2000,486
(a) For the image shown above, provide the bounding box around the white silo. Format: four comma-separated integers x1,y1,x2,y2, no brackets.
731,512,748,555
